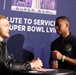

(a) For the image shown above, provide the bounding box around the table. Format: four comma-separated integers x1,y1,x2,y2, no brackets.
12,69,74,75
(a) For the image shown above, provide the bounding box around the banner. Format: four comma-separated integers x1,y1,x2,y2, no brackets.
0,0,76,68
11,0,57,15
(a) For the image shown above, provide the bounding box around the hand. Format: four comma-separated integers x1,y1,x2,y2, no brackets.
52,50,63,60
30,58,43,70
51,61,58,69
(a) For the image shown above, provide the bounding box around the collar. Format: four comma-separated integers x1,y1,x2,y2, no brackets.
59,32,71,41
0,41,6,46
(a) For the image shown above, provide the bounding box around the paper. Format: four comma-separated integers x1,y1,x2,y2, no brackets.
32,68,55,72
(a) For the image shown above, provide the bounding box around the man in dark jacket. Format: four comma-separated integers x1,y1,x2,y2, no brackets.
0,15,43,72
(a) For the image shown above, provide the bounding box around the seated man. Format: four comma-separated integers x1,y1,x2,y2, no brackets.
0,15,43,72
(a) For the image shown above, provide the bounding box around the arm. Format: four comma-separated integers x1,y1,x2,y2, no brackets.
0,53,31,72
52,50,76,66
64,56,76,66
1,55,42,72
0,44,43,72
4,55,43,71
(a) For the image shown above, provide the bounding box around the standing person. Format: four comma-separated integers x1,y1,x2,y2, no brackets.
0,15,43,72
49,16,76,71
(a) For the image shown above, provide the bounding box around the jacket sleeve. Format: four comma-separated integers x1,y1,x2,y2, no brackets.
4,57,31,71
0,52,31,72
0,42,31,72
0,49,31,72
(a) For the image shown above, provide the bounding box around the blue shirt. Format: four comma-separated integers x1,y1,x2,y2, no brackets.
51,33,76,71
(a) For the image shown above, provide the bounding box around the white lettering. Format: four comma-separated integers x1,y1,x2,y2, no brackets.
46,27,56,33
33,19,55,26
7,17,22,24
24,18,32,24
10,25,26,31
27,26,45,33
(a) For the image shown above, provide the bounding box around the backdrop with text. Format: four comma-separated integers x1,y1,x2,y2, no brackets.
0,0,76,68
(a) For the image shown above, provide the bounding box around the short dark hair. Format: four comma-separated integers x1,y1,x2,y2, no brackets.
56,16,70,23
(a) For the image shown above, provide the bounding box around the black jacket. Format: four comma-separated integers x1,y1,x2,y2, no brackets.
0,41,31,72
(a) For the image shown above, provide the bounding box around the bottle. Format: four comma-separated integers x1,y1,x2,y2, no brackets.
53,59,58,69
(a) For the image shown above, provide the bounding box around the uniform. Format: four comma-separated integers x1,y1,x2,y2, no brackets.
51,33,76,71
